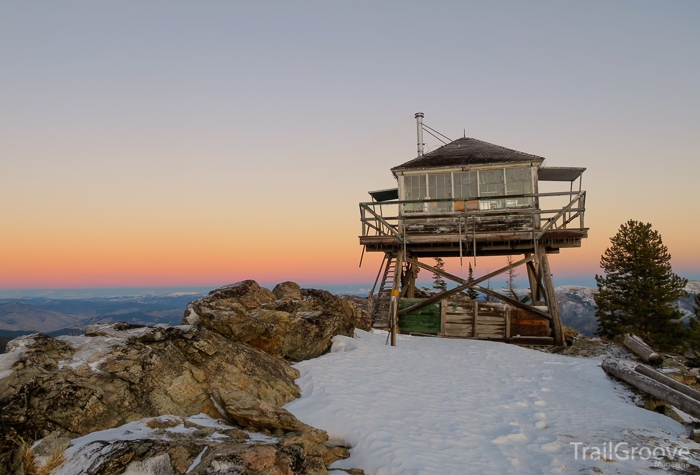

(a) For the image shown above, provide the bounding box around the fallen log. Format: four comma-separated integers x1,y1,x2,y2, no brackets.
635,364,700,403
601,359,700,420
622,334,662,364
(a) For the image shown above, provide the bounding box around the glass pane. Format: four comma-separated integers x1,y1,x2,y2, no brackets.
478,170,504,196
403,175,426,212
428,173,452,211
504,167,533,207
454,171,477,199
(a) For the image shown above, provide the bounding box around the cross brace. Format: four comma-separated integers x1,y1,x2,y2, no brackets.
398,255,536,316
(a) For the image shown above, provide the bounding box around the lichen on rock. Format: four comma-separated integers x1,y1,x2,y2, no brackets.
185,280,370,361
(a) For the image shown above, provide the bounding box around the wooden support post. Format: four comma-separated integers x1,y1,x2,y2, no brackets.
440,301,447,336
525,255,542,303
539,246,564,346
390,250,404,347
399,263,411,298
407,262,418,298
472,301,478,337
505,308,511,341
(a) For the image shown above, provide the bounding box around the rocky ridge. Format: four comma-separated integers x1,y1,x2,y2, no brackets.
0,280,370,475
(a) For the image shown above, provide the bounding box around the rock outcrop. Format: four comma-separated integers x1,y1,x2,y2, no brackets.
185,280,370,361
0,281,369,475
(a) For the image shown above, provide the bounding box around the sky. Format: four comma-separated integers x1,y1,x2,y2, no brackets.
1,1,699,295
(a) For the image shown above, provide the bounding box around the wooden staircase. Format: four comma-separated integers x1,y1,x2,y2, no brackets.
369,254,397,329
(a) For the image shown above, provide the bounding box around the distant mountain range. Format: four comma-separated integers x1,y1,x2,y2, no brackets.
555,281,700,336
1,282,698,351
0,293,204,342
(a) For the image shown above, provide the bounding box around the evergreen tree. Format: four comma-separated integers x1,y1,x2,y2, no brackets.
504,255,519,300
465,263,479,300
484,277,492,303
594,220,688,343
432,257,447,292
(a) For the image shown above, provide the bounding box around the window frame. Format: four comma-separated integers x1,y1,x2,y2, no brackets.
400,165,535,214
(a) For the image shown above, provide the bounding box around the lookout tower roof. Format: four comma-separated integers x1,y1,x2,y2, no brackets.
391,137,545,174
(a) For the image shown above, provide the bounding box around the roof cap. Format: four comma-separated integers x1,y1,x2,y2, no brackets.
391,137,544,173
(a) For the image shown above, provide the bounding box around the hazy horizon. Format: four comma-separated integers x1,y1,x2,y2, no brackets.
3,272,700,300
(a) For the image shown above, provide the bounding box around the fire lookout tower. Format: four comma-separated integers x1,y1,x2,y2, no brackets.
359,114,587,347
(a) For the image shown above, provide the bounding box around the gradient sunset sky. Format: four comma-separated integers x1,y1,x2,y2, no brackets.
1,1,699,292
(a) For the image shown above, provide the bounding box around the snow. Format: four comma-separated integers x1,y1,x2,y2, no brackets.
0,334,37,382
186,447,207,473
56,335,125,372
556,285,595,305
52,414,270,475
285,330,699,475
686,280,700,295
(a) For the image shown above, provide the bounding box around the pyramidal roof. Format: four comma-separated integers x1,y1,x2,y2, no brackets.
391,137,544,174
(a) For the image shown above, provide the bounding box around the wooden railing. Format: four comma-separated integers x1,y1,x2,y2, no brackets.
359,190,586,240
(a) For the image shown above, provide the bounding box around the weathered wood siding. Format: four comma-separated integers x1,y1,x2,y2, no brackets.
441,301,510,340
510,308,551,337
398,299,551,341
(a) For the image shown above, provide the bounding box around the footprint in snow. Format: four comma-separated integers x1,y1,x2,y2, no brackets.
541,441,561,452
492,432,528,444
534,411,547,428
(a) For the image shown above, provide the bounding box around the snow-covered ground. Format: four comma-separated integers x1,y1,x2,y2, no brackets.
286,330,699,475
50,414,276,475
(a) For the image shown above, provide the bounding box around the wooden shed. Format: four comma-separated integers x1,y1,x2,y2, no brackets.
359,113,588,346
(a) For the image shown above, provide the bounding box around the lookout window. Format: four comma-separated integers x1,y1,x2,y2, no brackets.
479,169,506,210
505,167,533,208
403,175,426,212
428,173,452,212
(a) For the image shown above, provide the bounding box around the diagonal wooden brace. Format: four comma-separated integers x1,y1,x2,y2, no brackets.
472,285,551,320
398,255,535,316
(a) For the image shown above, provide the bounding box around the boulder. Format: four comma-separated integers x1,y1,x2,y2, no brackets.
0,324,327,474
273,281,302,301
32,414,347,475
185,281,370,361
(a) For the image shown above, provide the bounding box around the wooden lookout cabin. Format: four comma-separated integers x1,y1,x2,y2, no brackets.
359,113,587,346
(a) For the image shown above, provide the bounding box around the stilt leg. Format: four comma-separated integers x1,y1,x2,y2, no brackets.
539,246,564,346
525,255,542,303
407,262,419,298
390,249,404,347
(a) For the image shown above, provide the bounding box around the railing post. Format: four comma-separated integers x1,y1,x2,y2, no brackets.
360,204,366,237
